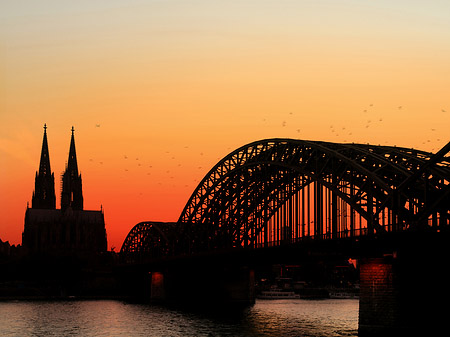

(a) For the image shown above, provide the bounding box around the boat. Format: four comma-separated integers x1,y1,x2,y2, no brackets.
328,290,359,299
257,289,300,299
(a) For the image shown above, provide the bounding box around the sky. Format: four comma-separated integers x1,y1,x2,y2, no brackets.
1,0,449,251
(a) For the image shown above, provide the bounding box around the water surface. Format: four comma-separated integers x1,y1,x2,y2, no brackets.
0,299,358,336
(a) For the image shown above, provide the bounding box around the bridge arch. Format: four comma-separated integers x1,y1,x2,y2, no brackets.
177,139,450,254
120,221,177,260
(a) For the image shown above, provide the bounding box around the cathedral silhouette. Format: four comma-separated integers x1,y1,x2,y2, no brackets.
22,125,107,255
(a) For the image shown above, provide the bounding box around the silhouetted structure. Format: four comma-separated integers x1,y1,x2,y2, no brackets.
31,124,56,209
23,125,107,255
61,127,83,211
122,138,450,257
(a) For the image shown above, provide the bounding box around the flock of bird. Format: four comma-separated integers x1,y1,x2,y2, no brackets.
276,104,446,148
88,104,446,191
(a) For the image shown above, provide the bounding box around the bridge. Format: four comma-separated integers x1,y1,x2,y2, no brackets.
120,138,450,335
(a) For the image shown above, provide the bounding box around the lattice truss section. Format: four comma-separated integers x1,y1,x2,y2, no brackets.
177,139,450,254
121,221,177,257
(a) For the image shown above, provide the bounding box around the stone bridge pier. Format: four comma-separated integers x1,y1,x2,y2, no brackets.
359,232,450,336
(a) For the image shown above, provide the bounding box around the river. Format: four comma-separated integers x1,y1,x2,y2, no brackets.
0,298,358,336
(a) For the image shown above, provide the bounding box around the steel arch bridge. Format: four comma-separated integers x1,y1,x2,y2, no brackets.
121,138,450,257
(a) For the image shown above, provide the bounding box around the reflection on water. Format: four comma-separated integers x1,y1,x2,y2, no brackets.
0,299,358,336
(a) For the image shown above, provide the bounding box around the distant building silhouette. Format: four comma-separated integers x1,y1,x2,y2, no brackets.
23,125,107,255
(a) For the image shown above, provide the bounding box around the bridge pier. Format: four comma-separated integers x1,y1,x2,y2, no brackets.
359,257,399,336
148,262,255,307
150,271,165,302
359,233,450,336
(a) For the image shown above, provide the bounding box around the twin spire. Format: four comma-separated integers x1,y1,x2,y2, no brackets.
32,124,83,211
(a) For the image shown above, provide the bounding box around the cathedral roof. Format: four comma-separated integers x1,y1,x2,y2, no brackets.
25,208,104,225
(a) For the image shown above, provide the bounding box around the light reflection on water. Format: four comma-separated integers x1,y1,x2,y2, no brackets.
0,299,358,336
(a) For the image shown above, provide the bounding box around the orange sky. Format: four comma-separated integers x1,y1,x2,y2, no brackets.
1,1,449,250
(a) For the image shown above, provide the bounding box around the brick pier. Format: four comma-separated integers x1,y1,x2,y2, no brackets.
359,234,450,336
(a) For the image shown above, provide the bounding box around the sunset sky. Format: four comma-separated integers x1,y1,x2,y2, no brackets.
1,0,449,250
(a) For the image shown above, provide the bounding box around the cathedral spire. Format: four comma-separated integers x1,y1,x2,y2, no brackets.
67,126,79,176
61,126,83,210
32,124,56,209
39,123,51,176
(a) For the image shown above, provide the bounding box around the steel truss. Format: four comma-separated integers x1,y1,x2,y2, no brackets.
177,139,450,254
120,221,176,256
122,139,450,257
